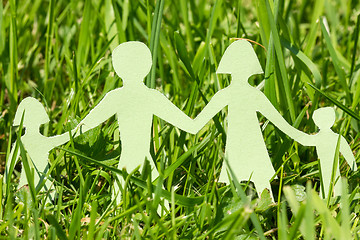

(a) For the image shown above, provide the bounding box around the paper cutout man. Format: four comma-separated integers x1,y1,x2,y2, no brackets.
6,97,73,200
78,41,196,203
294,107,357,198
192,40,303,199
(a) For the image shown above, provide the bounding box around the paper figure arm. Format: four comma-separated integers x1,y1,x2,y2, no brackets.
77,91,118,135
340,136,357,171
192,89,228,133
256,90,315,146
48,128,79,148
152,90,197,134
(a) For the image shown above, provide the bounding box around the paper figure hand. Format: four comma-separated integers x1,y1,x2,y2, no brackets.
151,90,198,135
192,117,209,134
191,90,228,134
186,121,199,135
287,128,315,147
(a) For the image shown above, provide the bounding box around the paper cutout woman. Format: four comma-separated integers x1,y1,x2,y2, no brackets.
6,97,74,200
192,40,303,199
78,41,196,202
294,107,357,198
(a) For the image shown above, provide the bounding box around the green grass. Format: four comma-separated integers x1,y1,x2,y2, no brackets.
1,0,360,238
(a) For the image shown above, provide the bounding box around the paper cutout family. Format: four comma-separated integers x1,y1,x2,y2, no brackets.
6,40,357,204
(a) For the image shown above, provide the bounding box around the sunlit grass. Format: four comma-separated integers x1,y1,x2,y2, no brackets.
1,0,360,238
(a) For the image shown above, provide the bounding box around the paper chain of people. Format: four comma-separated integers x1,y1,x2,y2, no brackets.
6,40,358,204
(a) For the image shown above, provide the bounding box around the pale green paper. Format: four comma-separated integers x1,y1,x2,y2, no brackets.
77,41,196,203
8,40,356,205
294,107,357,198
6,97,73,200
192,40,304,199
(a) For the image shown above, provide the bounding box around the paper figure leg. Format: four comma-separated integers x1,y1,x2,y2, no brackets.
321,167,331,199
112,150,149,205
333,168,342,197
112,157,141,206
18,161,54,204
5,145,20,185
145,153,169,215
18,157,35,188
218,165,230,184
253,179,274,202
321,164,341,198
36,164,55,203
18,167,28,189
112,154,168,215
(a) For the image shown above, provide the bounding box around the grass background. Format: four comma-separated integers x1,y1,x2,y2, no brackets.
1,0,360,239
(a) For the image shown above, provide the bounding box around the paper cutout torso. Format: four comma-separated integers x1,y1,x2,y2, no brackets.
78,42,196,203
192,40,308,199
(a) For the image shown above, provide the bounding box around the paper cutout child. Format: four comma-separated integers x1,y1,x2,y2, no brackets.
192,40,303,199
293,107,357,198
6,97,74,201
78,41,196,203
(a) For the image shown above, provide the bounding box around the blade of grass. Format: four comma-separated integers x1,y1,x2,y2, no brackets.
281,38,322,87
307,83,360,121
304,182,315,240
225,157,267,240
349,14,360,84
47,214,69,240
264,33,278,107
179,0,194,53
255,0,270,48
111,0,127,44
8,0,18,111
44,0,55,101
77,0,92,67
264,0,296,123
18,140,37,205
326,134,341,206
145,0,164,89
320,17,351,104
340,178,352,239
60,147,211,206
105,0,120,50
304,0,324,55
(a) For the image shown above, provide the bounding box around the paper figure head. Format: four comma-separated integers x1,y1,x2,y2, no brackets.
112,41,152,82
217,40,263,79
313,107,335,129
13,97,49,127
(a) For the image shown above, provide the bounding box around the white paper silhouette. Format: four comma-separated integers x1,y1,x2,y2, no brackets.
7,40,357,205
294,107,357,198
6,97,74,200
77,41,196,204
192,40,305,199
